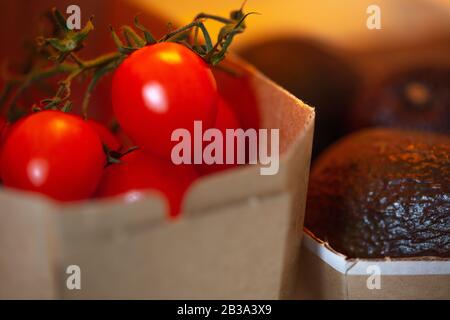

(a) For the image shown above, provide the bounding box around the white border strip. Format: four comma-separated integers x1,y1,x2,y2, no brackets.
303,232,450,276
302,232,354,274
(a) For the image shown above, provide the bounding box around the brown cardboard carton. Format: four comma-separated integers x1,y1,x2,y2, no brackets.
0,60,315,299
294,231,450,300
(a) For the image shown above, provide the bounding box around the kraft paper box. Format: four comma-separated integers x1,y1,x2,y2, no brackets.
0,58,315,299
294,231,450,300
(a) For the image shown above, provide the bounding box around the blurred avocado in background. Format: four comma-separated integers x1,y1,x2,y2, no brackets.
239,37,362,159
348,67,450,135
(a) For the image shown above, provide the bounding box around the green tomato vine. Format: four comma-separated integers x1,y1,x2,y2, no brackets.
0,3,256,121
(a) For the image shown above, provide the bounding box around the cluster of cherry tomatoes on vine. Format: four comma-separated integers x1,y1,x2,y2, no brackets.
0,38,258,218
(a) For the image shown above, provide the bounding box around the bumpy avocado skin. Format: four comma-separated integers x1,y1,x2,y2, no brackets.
305,128,450,258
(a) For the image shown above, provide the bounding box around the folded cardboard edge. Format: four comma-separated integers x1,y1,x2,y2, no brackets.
0,188,166,233
0,191,59,299
0,57,315,223
58,191,296,299
303,229,450,276
183,57,315,214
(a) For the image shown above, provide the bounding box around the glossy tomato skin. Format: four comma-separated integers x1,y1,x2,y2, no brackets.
112,42,218,161
96,150,198,218
1,110,105,202
115,127,135,150
198,97,241,175
212,60,259,131
86,119,121,151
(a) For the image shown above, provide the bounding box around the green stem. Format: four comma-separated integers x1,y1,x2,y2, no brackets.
122,26,145,48
196,22,213,52
160,21,197,42
52,52,122,113
194,13,232,24
83,52,122,69
5,63,77,116
82,56,123,119
69,53,85,67
1,6,252,122
4,51,122,117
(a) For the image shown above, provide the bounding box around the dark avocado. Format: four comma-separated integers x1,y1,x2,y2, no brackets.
305,128,450,258
348,67,450,135
239,37,361,159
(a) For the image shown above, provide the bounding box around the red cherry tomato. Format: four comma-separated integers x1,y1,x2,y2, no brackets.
213,60,260,130
112,42,218,161
0,116,6,180
198,97,241,175
0,118,26,180
115,126,135,150
0,117,22,143
0,116,5,136
73,76,115,123
1,110,105,201
86,119,121,151
96,150,198,218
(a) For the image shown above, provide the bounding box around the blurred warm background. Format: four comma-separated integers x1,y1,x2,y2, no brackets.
2,0,450,63
1,0,449,156
134,0,450,51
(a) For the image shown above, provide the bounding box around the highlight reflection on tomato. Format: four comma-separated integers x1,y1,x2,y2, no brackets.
112,42,218,160
1,110,105,201
96,150,198,218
